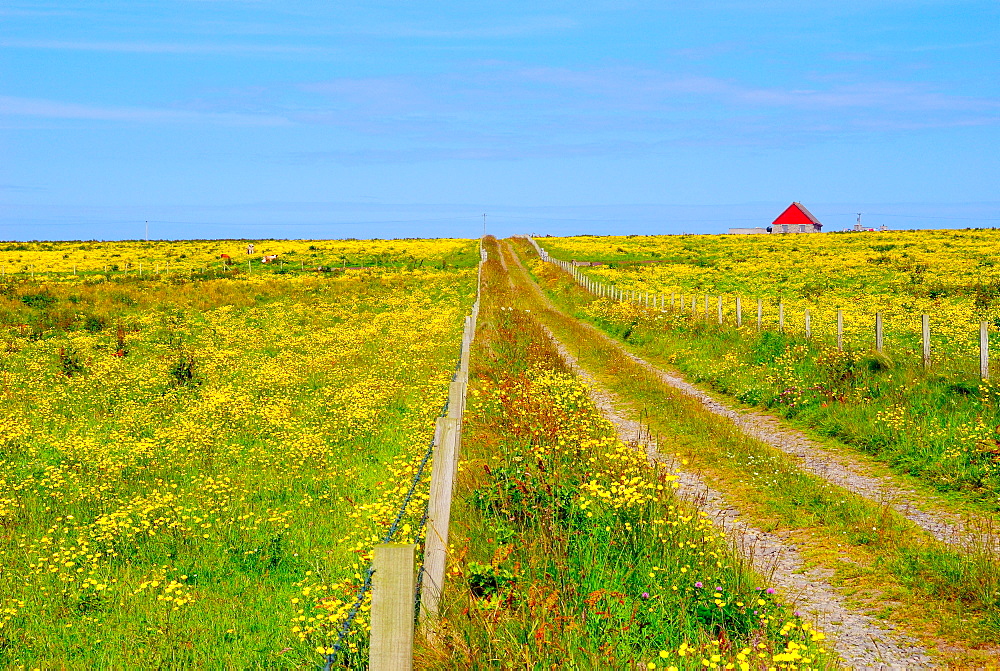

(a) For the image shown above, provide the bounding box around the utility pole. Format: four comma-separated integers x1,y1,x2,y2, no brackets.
145,220,149,241
855,213,862,232
482,213,487,238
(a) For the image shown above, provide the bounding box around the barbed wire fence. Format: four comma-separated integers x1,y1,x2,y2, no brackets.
527,237,991,379
323,242,486,670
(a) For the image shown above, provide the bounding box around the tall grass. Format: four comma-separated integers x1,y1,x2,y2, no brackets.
0,265,473,668
423,238,831,669
524,245,1000,509
507,237,1000,658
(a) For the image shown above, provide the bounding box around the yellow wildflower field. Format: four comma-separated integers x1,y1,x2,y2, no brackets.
531,232,1000,502
442,251,831,668
541,229,1000,356
0,240,476,667
0,237,475,278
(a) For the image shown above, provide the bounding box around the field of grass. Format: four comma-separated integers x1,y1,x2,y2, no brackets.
508,237,1000,663
0,238,477,281
423,238,831,669
7,231,1000,668
541,229,1000,358
535,232,1000,508
0,240,476,668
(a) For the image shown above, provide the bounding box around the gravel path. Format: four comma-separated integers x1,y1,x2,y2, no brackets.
542,325,933,669
578,309,999,554
519,236,1000,554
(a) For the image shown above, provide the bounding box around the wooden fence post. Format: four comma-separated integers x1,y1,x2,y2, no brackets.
704,295,709,320
717,296,723,325
804,309,811,339
420,417,459,623
757,299,762,330
922,314,931,369
778,302,784,333
459,316,473,375
837,310,843,351
981,322,990,381
876,312,884,352
369,544,416,671
736,296,742,328
671,292,675,309
449,373,467,422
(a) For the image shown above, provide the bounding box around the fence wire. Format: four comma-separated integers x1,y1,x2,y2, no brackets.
324,249,483,669
322,363,461,670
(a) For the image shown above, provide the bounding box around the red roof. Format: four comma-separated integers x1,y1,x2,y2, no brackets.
771,202,821,228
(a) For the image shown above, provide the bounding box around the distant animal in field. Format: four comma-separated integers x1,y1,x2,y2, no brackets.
220,254,232,266
262,254,279,263
247,244,255,255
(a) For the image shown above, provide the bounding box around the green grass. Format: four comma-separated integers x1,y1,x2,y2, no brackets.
423,238,832,670
0,265,474,668
533,236,1000,508
507,237,1000,662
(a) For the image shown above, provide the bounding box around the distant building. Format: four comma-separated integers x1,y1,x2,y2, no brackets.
769,202,823,234
728,227,768,235
851,214,889,233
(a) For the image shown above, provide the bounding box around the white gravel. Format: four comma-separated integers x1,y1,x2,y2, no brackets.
543,325,934,669
598,316,998,554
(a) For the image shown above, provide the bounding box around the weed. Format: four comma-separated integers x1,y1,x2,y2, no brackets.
58,346,86,376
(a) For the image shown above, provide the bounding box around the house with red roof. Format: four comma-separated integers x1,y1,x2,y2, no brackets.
768,202,822,234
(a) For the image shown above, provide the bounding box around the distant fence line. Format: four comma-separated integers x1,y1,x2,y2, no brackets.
329,243,485,671
527,237,991,380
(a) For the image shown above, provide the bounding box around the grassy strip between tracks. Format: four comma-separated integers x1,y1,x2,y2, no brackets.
506,237,1000,665
418,237,832,670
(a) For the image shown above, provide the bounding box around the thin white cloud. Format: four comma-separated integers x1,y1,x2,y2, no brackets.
0,96,290,125
0,39,335,55
374,16,578,39
504,66,1000,113
279,64,1000,159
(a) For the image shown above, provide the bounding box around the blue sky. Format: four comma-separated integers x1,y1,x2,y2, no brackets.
2,1,997,240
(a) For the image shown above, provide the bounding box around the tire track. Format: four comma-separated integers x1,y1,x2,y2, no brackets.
523,236,999,555
542,323,932,669
501,240,933,666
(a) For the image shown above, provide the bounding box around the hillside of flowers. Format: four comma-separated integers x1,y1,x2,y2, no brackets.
428,238,830,669
0,241,476,667
532,231,1000,506
0,237,476,280
541,229,1000,356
